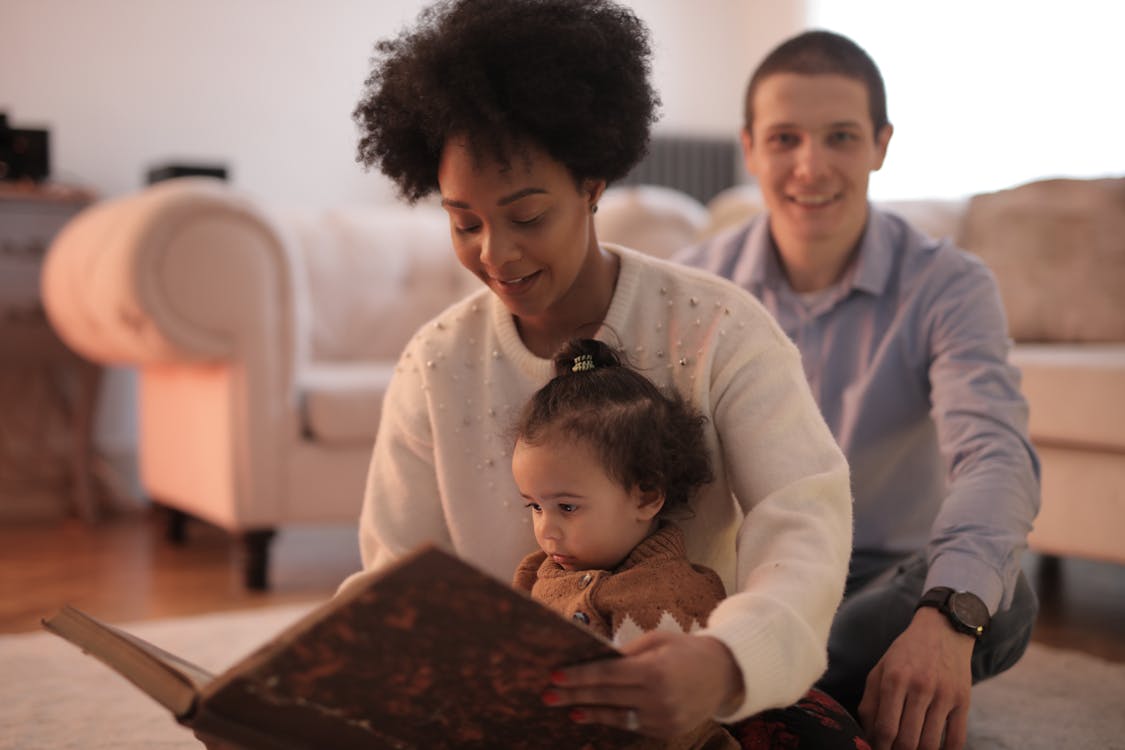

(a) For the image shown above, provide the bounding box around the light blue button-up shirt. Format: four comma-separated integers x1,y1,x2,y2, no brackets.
677,206,1040,613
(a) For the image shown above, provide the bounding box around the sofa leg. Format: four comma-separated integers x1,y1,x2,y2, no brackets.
164,506,190,545
1036,553,1062,588
242,529,277,591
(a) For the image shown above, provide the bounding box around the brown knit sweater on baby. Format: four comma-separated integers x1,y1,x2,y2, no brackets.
513,523,739,750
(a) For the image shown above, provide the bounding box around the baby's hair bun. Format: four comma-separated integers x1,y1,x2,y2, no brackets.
553,338,621,378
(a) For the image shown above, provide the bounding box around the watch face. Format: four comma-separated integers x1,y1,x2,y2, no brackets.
949,592,990,631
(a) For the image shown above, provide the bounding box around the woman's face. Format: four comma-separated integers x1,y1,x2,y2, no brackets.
437,138,609,346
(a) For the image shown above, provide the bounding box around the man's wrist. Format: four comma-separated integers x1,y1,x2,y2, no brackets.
916,586,990,639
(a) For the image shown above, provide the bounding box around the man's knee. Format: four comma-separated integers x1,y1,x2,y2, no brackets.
972,569,1038,682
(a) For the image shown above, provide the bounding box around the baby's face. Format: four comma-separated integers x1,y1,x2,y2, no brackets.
512,436,657,571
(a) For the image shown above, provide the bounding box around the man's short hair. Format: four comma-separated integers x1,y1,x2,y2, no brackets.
744,30,889,138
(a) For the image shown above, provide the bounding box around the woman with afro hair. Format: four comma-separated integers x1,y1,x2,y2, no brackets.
338,0,864,746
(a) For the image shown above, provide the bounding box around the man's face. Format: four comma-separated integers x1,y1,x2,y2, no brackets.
743,73,892,257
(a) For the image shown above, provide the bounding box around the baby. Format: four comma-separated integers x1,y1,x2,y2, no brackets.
511,338,737,749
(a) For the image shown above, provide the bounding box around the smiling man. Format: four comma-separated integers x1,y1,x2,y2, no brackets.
677,30,1041,750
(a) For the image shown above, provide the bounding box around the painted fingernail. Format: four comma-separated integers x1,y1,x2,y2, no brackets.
541,690,560,706
569,709,587,723
550,670,567,685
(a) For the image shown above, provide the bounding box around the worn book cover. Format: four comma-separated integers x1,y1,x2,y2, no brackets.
43,545,637,749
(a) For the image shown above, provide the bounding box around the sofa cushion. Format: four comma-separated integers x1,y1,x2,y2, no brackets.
1010,343,1125,451
299,363,394,444
958,177,1125,343
702,184,766,238
596,185,709,259
878,199,967,243
287,205,478,362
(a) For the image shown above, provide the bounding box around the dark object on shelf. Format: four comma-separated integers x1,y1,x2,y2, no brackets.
146,163,229,184
0,112,51,182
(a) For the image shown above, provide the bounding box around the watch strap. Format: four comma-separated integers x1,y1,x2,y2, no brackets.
917,586,954,610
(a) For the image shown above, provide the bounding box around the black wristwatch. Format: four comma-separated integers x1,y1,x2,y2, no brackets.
916,586,990,639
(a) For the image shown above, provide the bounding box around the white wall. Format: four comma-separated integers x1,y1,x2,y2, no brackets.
636,0,807,136
1,0,807,477
1,0,803,209
810,0,1125,200
2,0,435,208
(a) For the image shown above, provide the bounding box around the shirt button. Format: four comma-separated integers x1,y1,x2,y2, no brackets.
579,573,593,589
572,611,590,625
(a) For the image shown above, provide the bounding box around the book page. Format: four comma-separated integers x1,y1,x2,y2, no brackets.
42,605,214,718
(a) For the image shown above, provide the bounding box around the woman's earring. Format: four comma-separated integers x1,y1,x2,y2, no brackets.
591,203,599,215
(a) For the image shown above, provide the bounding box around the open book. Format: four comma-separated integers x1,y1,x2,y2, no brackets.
42,545,636,749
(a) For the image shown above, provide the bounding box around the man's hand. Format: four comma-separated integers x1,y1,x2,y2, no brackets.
544,631,744,738
859,607,975,750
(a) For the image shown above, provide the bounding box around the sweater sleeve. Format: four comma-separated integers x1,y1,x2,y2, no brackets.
338,337,453,594
698,327,853,720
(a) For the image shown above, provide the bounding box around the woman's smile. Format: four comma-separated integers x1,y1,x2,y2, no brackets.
490,269,542,295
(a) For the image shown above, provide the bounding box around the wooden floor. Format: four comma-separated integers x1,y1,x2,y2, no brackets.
3,507,1124,666
0,508,361,633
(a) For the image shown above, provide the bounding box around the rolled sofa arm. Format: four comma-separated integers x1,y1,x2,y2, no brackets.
41,177,306,394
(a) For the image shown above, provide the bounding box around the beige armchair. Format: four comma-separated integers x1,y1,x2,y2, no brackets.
41,178,477,588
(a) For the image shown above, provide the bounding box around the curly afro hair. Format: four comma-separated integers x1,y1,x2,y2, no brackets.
514,339,713,515
355,0,660,203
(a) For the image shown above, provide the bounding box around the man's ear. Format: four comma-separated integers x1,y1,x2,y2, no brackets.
740,128,759,177
872,123,894,171
633,486,665,521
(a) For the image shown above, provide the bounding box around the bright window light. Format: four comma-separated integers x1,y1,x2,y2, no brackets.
808,0,1125,199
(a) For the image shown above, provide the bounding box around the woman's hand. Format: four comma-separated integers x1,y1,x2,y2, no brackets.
544,631,744,738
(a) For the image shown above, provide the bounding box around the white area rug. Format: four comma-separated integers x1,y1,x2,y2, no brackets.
2,604,1123,749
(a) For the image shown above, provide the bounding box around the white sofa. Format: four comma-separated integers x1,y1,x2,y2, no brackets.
41,175,1125,588
41,178,478,587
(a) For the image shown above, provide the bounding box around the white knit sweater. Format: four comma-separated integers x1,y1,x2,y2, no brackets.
349,245,852,719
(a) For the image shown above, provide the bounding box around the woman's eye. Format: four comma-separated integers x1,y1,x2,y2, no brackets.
513,214,543,227
525,502,541,512
454,224,481,234
828,131,856,145
559,503,577,513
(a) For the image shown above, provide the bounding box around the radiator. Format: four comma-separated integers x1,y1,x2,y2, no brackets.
617,135,743,205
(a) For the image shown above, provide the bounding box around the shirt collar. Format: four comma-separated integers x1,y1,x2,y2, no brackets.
849,205,897,297
739,203,897,298
734,216,784,292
